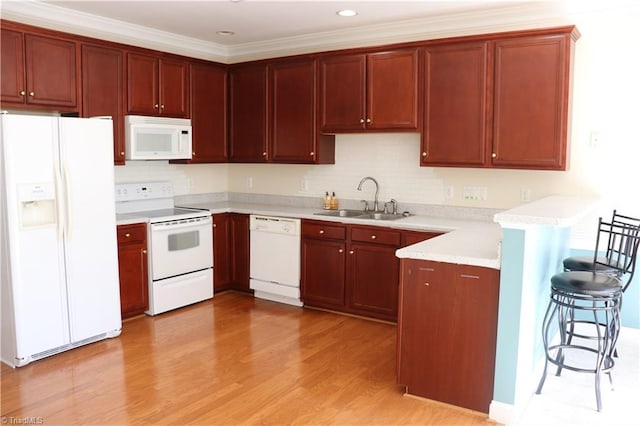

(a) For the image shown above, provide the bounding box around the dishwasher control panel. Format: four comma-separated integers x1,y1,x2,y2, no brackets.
249,215,300,235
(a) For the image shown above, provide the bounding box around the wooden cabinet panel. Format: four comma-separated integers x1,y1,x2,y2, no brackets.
301,238,346,308
401,230,443,247
230,213,251,291
270,59,317,163
188,62,227,163
421,42,489,167
367,49,420,130
1,30,77,108
159,58,189,117
117,223,148,319
213,213,232,292
351,226,401,246
348,241,399,321
229,64,268,162
127,52,158,115
397,259,500,413
301,221,346,240
319,54,366,131
126,53,188,117
81,44,124,165
492,34,571,169
1,29,25,104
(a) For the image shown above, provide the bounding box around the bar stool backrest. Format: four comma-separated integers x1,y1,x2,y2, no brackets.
593,214,640,292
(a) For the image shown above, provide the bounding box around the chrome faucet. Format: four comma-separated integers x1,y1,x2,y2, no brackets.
357,176,380,212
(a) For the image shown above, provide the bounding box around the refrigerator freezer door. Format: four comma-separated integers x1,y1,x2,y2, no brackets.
1,115,70,360
58,117,121,343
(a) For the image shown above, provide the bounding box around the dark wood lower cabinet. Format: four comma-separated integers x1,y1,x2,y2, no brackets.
212,213,250,293
116,223,148,319
301,219,440,322
397,258,500,413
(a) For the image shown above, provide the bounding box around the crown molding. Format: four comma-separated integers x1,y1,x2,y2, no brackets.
0,1,578,64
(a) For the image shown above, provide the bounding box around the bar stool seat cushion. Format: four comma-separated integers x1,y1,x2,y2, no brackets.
551,271,622,296
563,256,622,273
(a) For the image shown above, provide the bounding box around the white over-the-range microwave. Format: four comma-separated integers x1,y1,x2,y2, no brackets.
125,115,192,160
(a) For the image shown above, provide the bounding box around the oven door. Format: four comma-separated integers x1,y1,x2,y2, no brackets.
150,216,213,280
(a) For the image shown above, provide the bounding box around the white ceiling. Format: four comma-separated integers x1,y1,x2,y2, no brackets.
2,0,594,62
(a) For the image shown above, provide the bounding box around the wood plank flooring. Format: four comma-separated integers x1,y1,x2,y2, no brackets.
1,292,494,425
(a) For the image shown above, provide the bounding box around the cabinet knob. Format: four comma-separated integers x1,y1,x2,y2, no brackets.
492,153,497,158
160,104,165,109
262,152,267,157
120,151,125,156
20,90,26,96
424,282,430,286
310,151,314,156
338,249,344,253
192,152,196,156
370,235,377,240
125,233,131,238
359,118,365,124
319,230,325,234
29,91,35,97
213,224,217,228
422,152,427,157
154,104,159,109
142,249,147,254
349,250,354,254
366,118,371,123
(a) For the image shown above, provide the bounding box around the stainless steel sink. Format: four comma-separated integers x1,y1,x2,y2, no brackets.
313,210,409,221
314,209,367,218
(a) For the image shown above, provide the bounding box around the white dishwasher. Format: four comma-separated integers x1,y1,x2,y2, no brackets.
249,215,302,307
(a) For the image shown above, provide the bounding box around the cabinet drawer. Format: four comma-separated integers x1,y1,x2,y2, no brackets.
401,230,443,247
117,223,147,244
302,220,345,240
351,226,401,246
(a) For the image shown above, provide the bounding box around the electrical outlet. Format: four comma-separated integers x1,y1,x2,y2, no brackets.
246,176,253,189
445,185,454,200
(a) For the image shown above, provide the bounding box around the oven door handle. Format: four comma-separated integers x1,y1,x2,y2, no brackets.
151,218,211,232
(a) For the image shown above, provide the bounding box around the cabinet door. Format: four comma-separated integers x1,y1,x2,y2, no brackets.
81,44,125,165
270,59,317,163
397,260,452,397
24,34,77,107
348,241,400,321
1,29,26,104
421,42,489,166
229,64,268,162
213,213,232,292
301,238,346,308
117,224,148,319
159,58,189,117
367,49,419,130
319,54,366,131
189,62,227,162
230,213,251,291
492,34,571,170
126,52,159,115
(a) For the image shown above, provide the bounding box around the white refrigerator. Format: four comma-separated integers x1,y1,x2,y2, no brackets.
1,114,122,367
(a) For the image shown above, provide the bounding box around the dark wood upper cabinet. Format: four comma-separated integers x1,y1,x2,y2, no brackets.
269,59,317,163
229,63,269,162
126,52,189,117
187,62,228,163
421,42,489,167
81,44,125,165
492,33,572,170
320,49,419,132
1,29,77,109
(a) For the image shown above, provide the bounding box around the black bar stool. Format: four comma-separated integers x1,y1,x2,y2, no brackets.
536,218,640,411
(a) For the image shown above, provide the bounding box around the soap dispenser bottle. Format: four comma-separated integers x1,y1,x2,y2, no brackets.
323,192,331,210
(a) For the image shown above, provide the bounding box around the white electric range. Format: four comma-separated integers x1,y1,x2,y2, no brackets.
115,182,213,315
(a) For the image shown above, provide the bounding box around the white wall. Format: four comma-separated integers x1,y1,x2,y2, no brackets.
115,5,640,221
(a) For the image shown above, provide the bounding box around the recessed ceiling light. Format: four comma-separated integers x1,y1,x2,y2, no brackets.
216,30,235,36
337,9,358,17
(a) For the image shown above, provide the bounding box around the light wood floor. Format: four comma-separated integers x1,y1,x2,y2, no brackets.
1,291,495,425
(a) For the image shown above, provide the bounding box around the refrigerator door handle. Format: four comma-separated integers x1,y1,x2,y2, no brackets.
63,164,72,240
54,165,65,242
